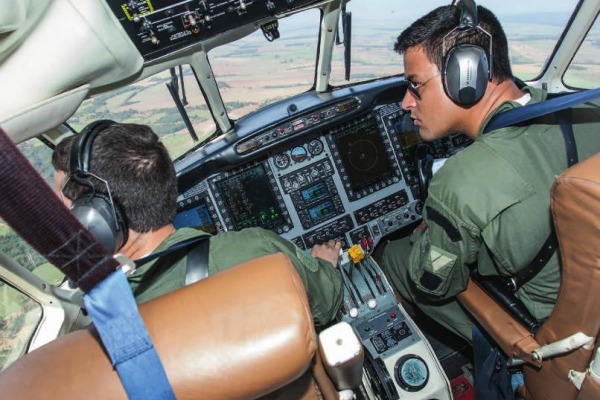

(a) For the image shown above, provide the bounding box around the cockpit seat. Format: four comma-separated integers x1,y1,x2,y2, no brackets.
458,152,600,400
0,252,338,399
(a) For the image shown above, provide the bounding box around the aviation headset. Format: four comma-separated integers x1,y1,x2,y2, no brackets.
67,120,128,253
442,0,492,105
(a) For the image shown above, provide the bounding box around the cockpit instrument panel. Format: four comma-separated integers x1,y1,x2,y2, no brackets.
104,0,325,61
174,80,472,251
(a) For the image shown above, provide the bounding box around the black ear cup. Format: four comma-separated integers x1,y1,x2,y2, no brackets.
70,193,127,253
67,120,128,252
443,44,489,105
441,0,492,106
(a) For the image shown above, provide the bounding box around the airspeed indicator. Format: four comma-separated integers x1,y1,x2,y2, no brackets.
274,153,291,169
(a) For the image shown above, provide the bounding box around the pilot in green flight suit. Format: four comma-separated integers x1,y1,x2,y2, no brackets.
381,85,600,341
52,123,344,329
380,3,600,343
128,227,344,327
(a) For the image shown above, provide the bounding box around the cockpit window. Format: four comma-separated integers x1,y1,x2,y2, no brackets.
0,280,42,371
0,142,64,286
497,0,579,81
329,1,407,86
208,9,320,120
68,65,216,160
330,0,578,85
564,12,600,89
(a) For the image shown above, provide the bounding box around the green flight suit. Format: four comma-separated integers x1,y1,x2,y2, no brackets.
381,87,600,341
128,227,343,326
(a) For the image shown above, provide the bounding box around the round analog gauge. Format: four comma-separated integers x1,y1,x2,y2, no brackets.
394,355,429,392
307,139,324,156
290,146,308,163
274,153,291,169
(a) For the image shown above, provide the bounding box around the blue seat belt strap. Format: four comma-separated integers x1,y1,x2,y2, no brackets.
84,270,176,400
484,87,600,133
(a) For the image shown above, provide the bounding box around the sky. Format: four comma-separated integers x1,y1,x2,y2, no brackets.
283,0,580,30
346,0,578,19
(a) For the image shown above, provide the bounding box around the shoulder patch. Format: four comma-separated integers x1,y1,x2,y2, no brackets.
414,245,458,295
426,206,462,242
429,246,457,272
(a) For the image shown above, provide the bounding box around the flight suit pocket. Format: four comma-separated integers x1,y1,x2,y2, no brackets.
413,244,458,297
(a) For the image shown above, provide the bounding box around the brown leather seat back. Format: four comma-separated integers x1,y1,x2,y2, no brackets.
0,252,336,399
522,152,600,400
459,153,600,400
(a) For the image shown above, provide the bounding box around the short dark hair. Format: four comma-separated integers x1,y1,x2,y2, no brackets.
394,4,512,83
61,123,177,232
52,135,80,200
52,135,74,173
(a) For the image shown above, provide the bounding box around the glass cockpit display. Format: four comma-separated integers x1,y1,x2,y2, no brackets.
329,114,402,201
215,164,286,231
173,197,218,234
333,118,393,192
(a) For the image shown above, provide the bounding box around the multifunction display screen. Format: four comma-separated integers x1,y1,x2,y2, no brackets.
173,197,217,234
308,200,336,223
301,182,329,204
333,117,394,192
216,164,285,230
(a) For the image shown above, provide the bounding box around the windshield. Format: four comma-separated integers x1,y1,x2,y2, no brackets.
208,9,321,120
565,12,600,88
330,0,579,85
66,0,581,159
68,66,215,160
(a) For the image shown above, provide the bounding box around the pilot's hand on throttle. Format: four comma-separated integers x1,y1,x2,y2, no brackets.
311,240,342,268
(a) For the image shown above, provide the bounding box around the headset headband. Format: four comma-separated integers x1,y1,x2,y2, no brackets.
69,120,116,178
443,0,493,81
457,0,477,30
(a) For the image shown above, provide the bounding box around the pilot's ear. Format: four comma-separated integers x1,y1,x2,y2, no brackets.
53,170,72,208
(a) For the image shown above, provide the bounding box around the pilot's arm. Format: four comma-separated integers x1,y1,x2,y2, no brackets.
209,227,344,326
405,190,480,300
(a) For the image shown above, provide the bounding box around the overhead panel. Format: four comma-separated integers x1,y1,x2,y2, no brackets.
104,0,322,61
